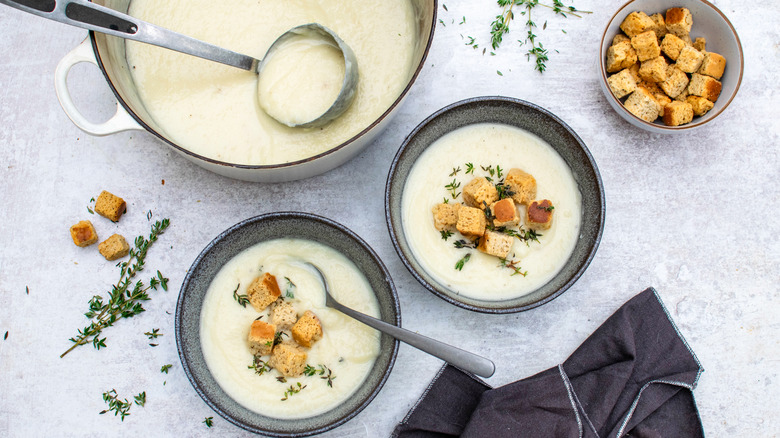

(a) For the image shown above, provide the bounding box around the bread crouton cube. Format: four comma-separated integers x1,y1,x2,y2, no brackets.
688,73,722,102
98,234,130,261
607,68,637,99
477,230,514,259
628,63,641,83
676,46,704,73
94,190,126,222
649,13,668,40
456,206,486,237
660,34,686,60
291,310,323,348
248,320,277,356
70,220,98,247
504,168,537,206
606,41,637,73
462,177,498,209
247,273,282,312
639,80,663,96
662,101,694,126
674,86,690,102
686,95,715,116
492,198,520,228
612,33,630,46
654,93,672,117
270,300,298,331
620,11,656,38
268,342,307,377
631,31,661,62
639,56,667,83
527,200,555,231
624,87,660,123
698,52,726,80
665,7,693,38
659,66,689,98
693,37,706,52
431,202,461,231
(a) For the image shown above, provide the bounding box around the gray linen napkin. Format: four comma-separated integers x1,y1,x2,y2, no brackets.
393,288,704,438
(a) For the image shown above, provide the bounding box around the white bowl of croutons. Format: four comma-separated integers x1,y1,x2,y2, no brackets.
600,0,743,132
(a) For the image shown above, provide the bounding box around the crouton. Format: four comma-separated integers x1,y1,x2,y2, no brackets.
248,320,277,356
624,87,660,123
654,93,672,117
639,56,667,83
649,13,668,39
291,310,323,348
639,79,663,96
620,11,656,38
631,31,661,62
628,63,641,83
527,200,555,231
492,198,520,228
698,52,726,80
686,95,715,116
270,300,298,331
431,202,461,231
70,220,98,247
680,34,693,46
693,37,706,52
660,34,686,61
659,66,689,98
456,206,486,237
477,230,514,259
268,342,307,377
606,41,638,73
98,234,130,261
612,33,630,46
504,168,537,206
607,68,638,99
662,101,694,126
665,7,693,38
462,177,498,209
247,273,282,312
688,73,722,102
94,190,126,222
676,46,704,73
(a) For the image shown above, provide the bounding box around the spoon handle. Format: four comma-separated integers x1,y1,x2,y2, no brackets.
0,0,257,71
330,301,496,378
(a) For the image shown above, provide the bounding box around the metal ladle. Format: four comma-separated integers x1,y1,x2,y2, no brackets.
1,0,358,128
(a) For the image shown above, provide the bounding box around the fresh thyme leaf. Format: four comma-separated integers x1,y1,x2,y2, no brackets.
449,166,461,177
442,197,450,204
453,239,477,249
61,219,170,358
203,417,214,428
460,16,466,24
455,253,472,271
539,204,555,212
465,163,475,174
148,343,158,347
25,286,29,295
144,328,162,340
265,331,287,348
161,364,172,374
442,3,448,11
284,277,296,299
438,18,445,26
496,165,504,179
501,227,542,246
495,182,515,200
276,376,287,383
248,355,272,376
232,283,249,308
281,382,307,401
444,179,462,199
3,331,7,341
440,230,454,241
100,389,132,421
499,258,528,276
497,70,503,76
134,391,146,407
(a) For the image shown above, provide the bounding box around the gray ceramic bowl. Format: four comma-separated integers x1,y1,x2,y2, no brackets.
385,97,605,313
600,0,743,133
176,212,400,436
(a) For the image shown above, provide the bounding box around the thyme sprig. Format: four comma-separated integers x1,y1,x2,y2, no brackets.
304,364,336,387
248,355,272,376
100,389,133,421
284,277,296,299
440,230,454,241
455,253,472,271
445,179,462,199
232,283,249,307
61,219,170,358
281,382,307,401
203,417,214,428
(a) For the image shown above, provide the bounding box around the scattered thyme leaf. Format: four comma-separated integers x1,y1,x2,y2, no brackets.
455,253,472,271
100,389,132,421
449,166,461,177
203,417,214,428
499,258,528,276
440,230,454,241
134,391,146,407
144,328,162,340
284,277,296,299
465,163,475,174
248,355,272,376
3,331,7,341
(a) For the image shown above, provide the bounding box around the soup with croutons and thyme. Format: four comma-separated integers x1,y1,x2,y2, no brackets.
200,238,381,419
401,123,582,301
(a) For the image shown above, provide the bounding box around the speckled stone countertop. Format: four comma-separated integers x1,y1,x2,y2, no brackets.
0,1,777,436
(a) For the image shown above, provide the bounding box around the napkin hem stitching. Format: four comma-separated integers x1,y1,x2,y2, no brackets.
650,287,705,387
559,364,586,438
615,378,697,438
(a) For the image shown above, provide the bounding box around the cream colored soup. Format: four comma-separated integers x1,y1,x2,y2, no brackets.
402,123,582,301
200,238,381,419
126,0,417,165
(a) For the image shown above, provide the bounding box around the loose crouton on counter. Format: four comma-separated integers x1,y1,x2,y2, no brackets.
291,310,322,348
248,320,277,356
462,177,498,209
98,234,130,261
504,168,537,206
94,190,126,222
477,230,514,259
456,206,486,237
527,200,555,230
70,220,98,247
268,342,307,377
247,272,282,312
270,300,298,331
492,198,520,228
431,202,461,231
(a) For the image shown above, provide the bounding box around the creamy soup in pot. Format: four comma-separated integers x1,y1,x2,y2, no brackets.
200,238,381,419
401,123,582,301
126,0,417,165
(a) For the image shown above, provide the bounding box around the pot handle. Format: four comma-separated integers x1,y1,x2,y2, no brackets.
54,37,142,136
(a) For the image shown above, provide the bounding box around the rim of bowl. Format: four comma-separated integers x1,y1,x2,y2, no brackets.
175,211,401,437
385,96,605,314
89,0,439,170
599,0,744,131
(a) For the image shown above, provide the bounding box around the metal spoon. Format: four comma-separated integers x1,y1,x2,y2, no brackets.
1,0,358,128
303,262,496,378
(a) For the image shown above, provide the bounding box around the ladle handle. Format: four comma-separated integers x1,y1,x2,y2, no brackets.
330,301,496,378
0,0,258,71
